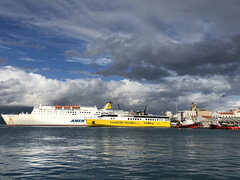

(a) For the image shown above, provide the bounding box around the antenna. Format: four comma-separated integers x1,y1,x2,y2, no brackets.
118,104,121,110
144,105,147,114
176,102,178,114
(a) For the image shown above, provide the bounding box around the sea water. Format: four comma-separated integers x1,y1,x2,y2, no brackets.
1,126,240,179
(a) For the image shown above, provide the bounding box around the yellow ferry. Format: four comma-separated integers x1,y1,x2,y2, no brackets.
86,114,171,127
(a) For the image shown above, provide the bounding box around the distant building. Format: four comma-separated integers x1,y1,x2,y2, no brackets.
191,102,197,111
175,102,212,121
217,112,236,118
231,108,240,117
177,110,196,121
164,111,173,119
191,101,212,116
197,108,212,116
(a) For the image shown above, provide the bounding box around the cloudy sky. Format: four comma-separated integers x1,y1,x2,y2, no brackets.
0,0,240,113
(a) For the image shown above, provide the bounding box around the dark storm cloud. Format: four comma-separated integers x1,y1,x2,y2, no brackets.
1,1,240,80
0,0,239,111
95,35,240,81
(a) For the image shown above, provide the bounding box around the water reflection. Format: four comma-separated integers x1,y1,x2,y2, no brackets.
1,126,240,179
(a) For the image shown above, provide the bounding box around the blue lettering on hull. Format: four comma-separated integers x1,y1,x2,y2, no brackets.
71,119,85,123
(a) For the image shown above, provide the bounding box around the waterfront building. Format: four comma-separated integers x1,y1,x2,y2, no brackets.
197,108,212,116
176,102,212,121
231,109,240,117
191,102,212,116
177,110,196,121
217,112,237,118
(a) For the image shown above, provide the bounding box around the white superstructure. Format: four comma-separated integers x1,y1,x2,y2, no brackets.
1,102,130,126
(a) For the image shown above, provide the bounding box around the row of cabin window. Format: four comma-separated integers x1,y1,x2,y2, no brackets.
109,118,164,121
36,111,91,114
36,110,101,114
37,110,93,113
127,118,163,121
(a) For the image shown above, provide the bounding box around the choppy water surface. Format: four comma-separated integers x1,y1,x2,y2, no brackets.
1,126,240,179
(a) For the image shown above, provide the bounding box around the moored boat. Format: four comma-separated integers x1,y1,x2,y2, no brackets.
176,117,197,128
210,118,240,130
86,114,170,127
1,102,129,126
210,124,240,130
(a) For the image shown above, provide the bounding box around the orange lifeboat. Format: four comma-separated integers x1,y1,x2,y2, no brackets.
55,105,62,108
72,105,80,109
64,105,70,109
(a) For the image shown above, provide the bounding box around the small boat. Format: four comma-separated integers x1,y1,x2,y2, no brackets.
176,116,197,128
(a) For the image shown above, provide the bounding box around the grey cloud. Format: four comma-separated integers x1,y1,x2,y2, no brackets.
0,38,45,49
0,66,239,113
0,1,239,111
94,35,240,81
0,78,21,89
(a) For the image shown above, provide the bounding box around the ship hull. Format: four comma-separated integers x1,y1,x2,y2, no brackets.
1,114,87,126
210,124,240,130
176,124,197,128
86,119,171,127
1,102,131,126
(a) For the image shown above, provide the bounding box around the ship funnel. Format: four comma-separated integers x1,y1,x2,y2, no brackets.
104,102,112,110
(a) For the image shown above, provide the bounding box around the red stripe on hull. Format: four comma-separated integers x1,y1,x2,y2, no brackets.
176,124,197,128
211,125,240,130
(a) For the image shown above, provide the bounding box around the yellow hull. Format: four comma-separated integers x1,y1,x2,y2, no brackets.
86,119,171,127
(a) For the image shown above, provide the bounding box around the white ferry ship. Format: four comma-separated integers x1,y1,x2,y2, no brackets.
1,102,129,126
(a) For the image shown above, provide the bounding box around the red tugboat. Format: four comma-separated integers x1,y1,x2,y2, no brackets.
210,119,240,130
176,117,197,128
